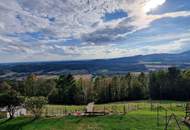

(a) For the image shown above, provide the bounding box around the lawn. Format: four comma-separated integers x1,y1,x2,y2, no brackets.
0,101,189,130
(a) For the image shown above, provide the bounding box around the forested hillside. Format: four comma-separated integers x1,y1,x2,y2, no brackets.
1,51,190,80
0,67,190,105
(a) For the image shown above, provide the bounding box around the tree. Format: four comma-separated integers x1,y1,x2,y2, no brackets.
125,73,133,99
52,74,78,104
23,74,38,96
25,96,48,118
75,77,95,104
0,89,23,119
22,74,56,99
179,70,190,100
149,70,168,100
149,67,188,100
0,81,12,93
37,79,56,97
138,72,149,99
167,67,181,99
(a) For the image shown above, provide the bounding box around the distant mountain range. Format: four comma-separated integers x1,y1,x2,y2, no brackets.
1,51,190,79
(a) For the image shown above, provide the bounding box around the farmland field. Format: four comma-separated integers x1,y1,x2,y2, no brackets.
0,101,189,130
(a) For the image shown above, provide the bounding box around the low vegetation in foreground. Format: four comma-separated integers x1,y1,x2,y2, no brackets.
0,101,189,130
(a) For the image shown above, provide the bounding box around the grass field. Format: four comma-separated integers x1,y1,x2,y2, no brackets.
0,101,189,130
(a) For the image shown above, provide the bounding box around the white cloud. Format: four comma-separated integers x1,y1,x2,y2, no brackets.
0,0,190,62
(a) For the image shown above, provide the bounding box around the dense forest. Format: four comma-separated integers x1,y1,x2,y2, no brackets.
0,67,190,106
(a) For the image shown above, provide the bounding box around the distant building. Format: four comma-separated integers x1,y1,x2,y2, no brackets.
0,106,27,118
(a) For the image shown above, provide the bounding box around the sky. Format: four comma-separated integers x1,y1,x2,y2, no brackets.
0,0,190,63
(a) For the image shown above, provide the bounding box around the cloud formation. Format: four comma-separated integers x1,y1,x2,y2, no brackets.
0,0,190,62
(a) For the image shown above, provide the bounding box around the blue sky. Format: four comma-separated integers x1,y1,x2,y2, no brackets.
0,0,190,63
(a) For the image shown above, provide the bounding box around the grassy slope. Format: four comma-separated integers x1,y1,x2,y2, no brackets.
0,110,188,130
0,101,188,130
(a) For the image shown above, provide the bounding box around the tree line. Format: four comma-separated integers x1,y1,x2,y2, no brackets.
149,67,190,100
0,67,190,118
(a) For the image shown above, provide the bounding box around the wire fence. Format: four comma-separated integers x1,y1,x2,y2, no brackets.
42,104,141,117
41,101,187,117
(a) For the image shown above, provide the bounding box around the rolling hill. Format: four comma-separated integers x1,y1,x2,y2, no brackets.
1,51,190,79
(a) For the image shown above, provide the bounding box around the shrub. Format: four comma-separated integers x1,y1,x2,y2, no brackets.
25,96,48,118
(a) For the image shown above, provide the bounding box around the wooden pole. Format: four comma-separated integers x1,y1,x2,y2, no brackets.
123,105,126,115
157,106,159,126
165,110,167,126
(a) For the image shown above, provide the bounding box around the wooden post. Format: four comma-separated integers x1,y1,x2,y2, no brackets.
157,106,159,126
128,104,129,112
51,107,53,116
123,105,126,115
111,105,113,113
64,107,67,115
45,107,48,117
164,113,182,130
150,99,153,111
62,107,64,116
165,110,168,126
57,107,59,116
104,105,105,115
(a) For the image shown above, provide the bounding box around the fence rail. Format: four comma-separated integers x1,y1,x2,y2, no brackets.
42,104,141,117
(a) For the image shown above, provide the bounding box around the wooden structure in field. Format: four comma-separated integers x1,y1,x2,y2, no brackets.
84,102,108,116
164,113,182,130
186,103,190,118
183,103,190,128
156,106,168,127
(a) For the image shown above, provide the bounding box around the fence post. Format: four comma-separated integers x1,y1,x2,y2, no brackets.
165,110,168,126
62,107,64,116
157,106,159,126
45,107,48,117
51,107,53,116
104,105,106,115
123,105,126,115
57,107,59,117
64,106,67,115
127,104,129,112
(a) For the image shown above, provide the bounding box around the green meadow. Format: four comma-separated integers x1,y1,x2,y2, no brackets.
0,101,189,130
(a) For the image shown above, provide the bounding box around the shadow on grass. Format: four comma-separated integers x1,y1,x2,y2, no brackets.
0,118,36,130
0,118,12,126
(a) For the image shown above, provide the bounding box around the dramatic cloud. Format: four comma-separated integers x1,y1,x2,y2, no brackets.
0,0,190,62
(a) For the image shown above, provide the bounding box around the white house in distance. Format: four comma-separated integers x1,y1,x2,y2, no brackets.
0,106,27,119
